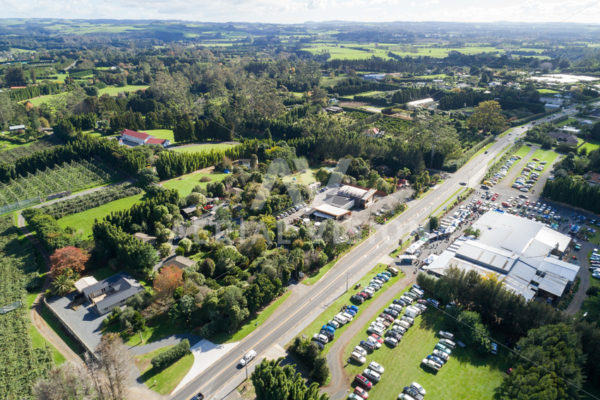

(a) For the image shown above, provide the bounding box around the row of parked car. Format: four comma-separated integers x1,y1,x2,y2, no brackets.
276,202,307,220
421,331,455,373
351,269,397,305
590,249,600,279
349,285,427,397
312,304,359,349
398,382,427,400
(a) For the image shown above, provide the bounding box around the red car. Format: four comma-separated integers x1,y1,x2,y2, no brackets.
370,333,384,344
354,374,372,390
203,204,214,210
354,386,369,399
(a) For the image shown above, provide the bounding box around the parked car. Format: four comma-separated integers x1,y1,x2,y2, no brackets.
354,345,367,356
401,316,414,326
354,374,372,390
384,337,398,347
410,382,426,396
433,349,449,361
360,340,375,352
434,343,452,355
350,352,366,365
426,298,440,308
421,358,441,372
427,354,445,365
438,330,454,340
363,368,381,383
368,361,384,374
491,342,498,355
354,386,369,399
328,320,340,329
239,349,257,366
397,394,416,400
403,386,425,400
439,338,456,349
313,333,329,344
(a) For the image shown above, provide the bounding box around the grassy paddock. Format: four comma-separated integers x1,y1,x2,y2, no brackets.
57,193,144,238
97,85,148,96
162,172,228,197
342,309,507,399
141,129,175,143
170,143,237,154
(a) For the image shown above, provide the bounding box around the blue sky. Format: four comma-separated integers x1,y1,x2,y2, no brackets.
2,0,600,24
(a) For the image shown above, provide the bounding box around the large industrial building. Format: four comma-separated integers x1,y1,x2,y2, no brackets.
424,211,579,300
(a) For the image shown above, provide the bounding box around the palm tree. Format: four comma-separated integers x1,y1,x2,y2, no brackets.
51,272,75,296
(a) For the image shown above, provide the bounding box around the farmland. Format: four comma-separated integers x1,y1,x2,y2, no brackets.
0,160,116,213
342,310,506,400
57,192,144,238
141,129,175,143
97,85,148,96
0,216,52,399
0,137,58,163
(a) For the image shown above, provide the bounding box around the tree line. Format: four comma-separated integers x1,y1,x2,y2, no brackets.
542,176,600,214
8,82,63,102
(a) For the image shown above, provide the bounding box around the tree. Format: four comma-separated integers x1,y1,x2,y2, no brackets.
50,272,76,296
136,169,159,189
185,192,207,206
468,100,507,134
429,216,439,231
34,362,97,400
154,266,183,298
497,323,584,400
87,334,133,400
50,246,90,278
252,358,329,400
158,243,172,259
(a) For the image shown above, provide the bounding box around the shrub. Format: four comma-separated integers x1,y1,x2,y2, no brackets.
150,339,190,370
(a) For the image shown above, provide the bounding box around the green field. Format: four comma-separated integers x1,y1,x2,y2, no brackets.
57,193,143,238
538,88,560,94
97,85,148,96
170,143,237,154
26,293,65,365
297,264,403,355
135,345,194,395
515,144,533,159
141,129,175,143
580,140,600,154
302,43,506,60
281,169,317,186
28,92,68,107
162,171,228,197
342,310,506,400
530,148,560,167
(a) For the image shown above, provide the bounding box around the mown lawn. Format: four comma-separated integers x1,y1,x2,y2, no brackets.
296,264,404,355
26,293,66,365
342,309,507,400
580,140,600,154
135,345,194,395
97,85,148,96
530,148,559,168
141,129,175,143
170,143,237,154
57,193,144,238
162,171,228,197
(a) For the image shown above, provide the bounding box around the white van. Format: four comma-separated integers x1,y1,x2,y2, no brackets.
351,351,366,364
404,306,420,318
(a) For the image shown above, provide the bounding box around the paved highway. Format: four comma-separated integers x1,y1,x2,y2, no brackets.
171,108,576,400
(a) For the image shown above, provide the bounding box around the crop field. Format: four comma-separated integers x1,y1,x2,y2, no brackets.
58,192,143,238
342,309,506,400
0,160,115,211
0,138,58,163
302,42,507,60
0,216,52,399
97,85,148,96
170,142,238,154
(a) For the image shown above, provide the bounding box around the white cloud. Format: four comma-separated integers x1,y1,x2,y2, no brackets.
1,0,600,23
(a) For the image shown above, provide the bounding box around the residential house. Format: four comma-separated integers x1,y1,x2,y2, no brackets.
77,274,144,315
134,232,157,245
548,130,578,147
163,255,197,270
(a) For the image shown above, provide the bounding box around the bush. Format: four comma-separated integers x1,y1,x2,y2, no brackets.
150,339,191,370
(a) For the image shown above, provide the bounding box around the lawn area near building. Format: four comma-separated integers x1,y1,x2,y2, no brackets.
141,129,175,143
135,345,194,395
296,264,403,355
580,140,600,154
57,193,144,238
342,310,507,400
162,171,228,197
281,169,317,186
515,144,533,159
530,148,559,167
97,85,148,96
170,142,238,154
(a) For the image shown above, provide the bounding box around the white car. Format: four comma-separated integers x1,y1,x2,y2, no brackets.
411,382,426,396
354,346,367,356
239,349,256,366
398,394,416,400
438,330,454,340
368,361,384,374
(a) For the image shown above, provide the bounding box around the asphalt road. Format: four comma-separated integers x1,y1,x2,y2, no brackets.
171,108,576,400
